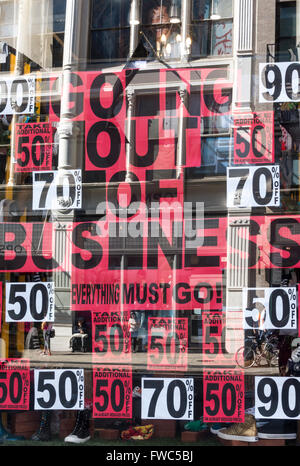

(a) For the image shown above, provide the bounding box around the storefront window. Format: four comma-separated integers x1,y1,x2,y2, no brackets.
0,0,300,451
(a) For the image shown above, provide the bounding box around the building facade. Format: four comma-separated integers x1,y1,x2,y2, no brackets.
0,0,298,445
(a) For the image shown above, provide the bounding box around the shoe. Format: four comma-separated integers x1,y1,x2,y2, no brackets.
64,409,91,444
217,414,258,442
0,419,25,441
257,420,297,439
210,422,230,434
31,411,51,441
184,418,208,432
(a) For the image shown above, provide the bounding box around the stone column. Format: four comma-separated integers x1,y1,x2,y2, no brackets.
232,0,254,113
226,0,255,354
53,0,89,319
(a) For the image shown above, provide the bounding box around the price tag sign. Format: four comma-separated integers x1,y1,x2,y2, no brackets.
259,62,300,103
141,378,194,420
0,75,35,114
227,165,280,208
6,282,55,322
93,366,132,419
34,369,84,410
203,369,244,423
243,287,297,330
32,169,82,210
92,310,130,362
15,122,53,172
147,317,188,371
233,112,274,165
0,359,30,410
255,376,300,419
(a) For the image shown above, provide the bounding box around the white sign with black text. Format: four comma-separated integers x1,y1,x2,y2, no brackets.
243,287,297,330
227,165,280,208
259,62,300,103
141,378,194,420
34,369,85,410
5,282,55,322
32,170,82,210
0,75,35,114
255,376,300,419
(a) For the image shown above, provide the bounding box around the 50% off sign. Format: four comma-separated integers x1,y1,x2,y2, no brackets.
93,366,132,419
203,370,245,423
34,369,84,410
0,359,30,410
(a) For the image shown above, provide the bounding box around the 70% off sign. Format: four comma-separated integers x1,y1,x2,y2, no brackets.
141,378,194,420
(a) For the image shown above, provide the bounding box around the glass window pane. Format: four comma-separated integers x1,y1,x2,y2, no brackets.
211,20,232,55
213,0,232,18
53,0,66,33
90,28,130,61
92,0,130,29
192,0,211,20
190,22,210,57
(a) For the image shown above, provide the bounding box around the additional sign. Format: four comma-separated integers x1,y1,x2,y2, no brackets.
243,287,297,330
34,369,84,410
92,310,130,362
15,122,53,172
233,112,274,165
227,165,280,208
93,366,132,419
259,62,300,103
141,377,194,420
32,169,82,210
201,312,237,367
5,282,55,322
147,317,188,371
0,75,35,114
203,369,244,423
255,376,300,419
0,359,30,410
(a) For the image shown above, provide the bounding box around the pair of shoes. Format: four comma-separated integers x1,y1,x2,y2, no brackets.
64,409,91,444
257,420,297,439
217,414,258,442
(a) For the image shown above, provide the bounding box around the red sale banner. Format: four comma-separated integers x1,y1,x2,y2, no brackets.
0,222,70,273
5,214,300,275
0,359,30,410
45,67,232,178
233,111,274,165
203,369,244,423
92,310,130,362
15,122,54,172
70,213,226,312
147,317,188,371
93,366,132,419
